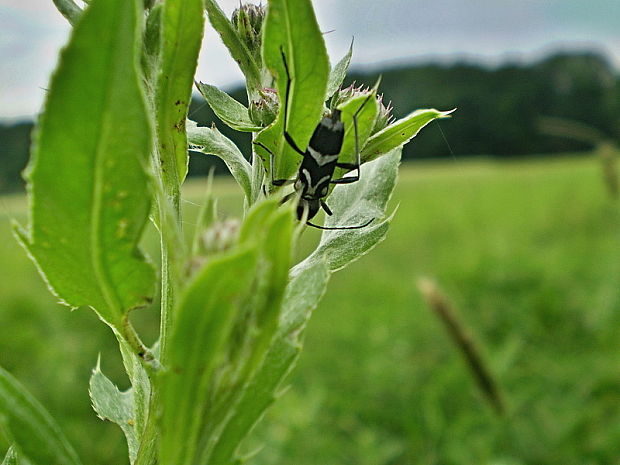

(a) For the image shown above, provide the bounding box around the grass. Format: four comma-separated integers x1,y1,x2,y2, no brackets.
1,154,619,464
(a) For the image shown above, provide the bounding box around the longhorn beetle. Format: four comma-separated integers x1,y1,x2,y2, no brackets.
255,48,375,230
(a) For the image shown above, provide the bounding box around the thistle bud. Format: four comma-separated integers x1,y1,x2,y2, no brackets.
333,83,393,135
200,219,241,255
249,87,279,127
231,3,266,63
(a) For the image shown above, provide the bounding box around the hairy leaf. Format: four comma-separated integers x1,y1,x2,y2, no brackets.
208,259,330,464
255,0,329,181
362,109,454,162
14,0,155,332
336,92,380,170
52,0,82,25
142,3,163,87
156,0,205,189
187,122,252,201
159,247,260,465
196,83,261,132
204,0,262,90
117,341,153,465
326,41,353,98
0,367,82,465
298,148,401,272
89,363,138,463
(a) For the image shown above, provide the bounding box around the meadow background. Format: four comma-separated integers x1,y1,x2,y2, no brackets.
1,152,619,464
2,0,620,463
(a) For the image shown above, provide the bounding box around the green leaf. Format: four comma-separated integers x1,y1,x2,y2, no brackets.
1,448,32,465
326,41,353,98
2,447,17,465
0,367,82,465
208,259,330,464
361,108,454,163
52,0,82,25
159,247,260,465
191,171,218,256
255,0,330,181
142,3,163,86
299,148,402,272
336,92,380,169
187,122,252,201
196,83,262,132
204,0,262,90
14,0,155,332
89,362,138,463
156,0,205,189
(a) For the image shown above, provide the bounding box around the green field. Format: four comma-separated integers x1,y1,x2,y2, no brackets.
1,155,619,464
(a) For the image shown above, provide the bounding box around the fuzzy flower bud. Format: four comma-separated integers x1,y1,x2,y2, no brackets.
200,219,241,255
333,83,394,135
249,87,279,127
231,3,266,63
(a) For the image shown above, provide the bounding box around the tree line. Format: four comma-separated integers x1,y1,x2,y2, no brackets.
1,50,618,193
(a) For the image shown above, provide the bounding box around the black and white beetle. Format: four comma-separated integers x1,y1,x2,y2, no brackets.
256,48,374,231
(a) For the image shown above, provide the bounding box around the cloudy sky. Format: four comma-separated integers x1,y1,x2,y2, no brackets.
1,0,619,120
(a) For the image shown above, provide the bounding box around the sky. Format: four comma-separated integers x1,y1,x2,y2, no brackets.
1,0,619,120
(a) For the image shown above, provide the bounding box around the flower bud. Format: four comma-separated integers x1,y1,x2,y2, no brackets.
249,87,279,127
200,219,241,255
231,3,266,63
333,83,393,135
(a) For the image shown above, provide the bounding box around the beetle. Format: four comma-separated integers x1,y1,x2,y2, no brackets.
255,48,374,230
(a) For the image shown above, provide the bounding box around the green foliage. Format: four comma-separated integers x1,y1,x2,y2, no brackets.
51,0,82,25
204,0,262,91
0,367,81,465
89,363,139,463
208,259,331,465
14,0,155,336
337,93,380,167
3,156,619,464
326,43,353,99
196,83,261,132
299,148,401,273
254,0,330,181
362,108,454,162
187,122,253,201
159,247,259,465
156,0,205,192
1,447,17,465
5,0,442,462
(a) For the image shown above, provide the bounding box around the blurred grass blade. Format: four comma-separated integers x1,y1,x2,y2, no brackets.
362,109,454,163
14,0,155,333
196,83,262,132
255,0,329,180
208,259,330,464
418,278,505,415
159,247,260,465
156,0,205,190
205,0,262,90
52,0,82,25
0,367,82,465
187,122,252,201
298,148,401,273
326,41,353,98
89,362,139,463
